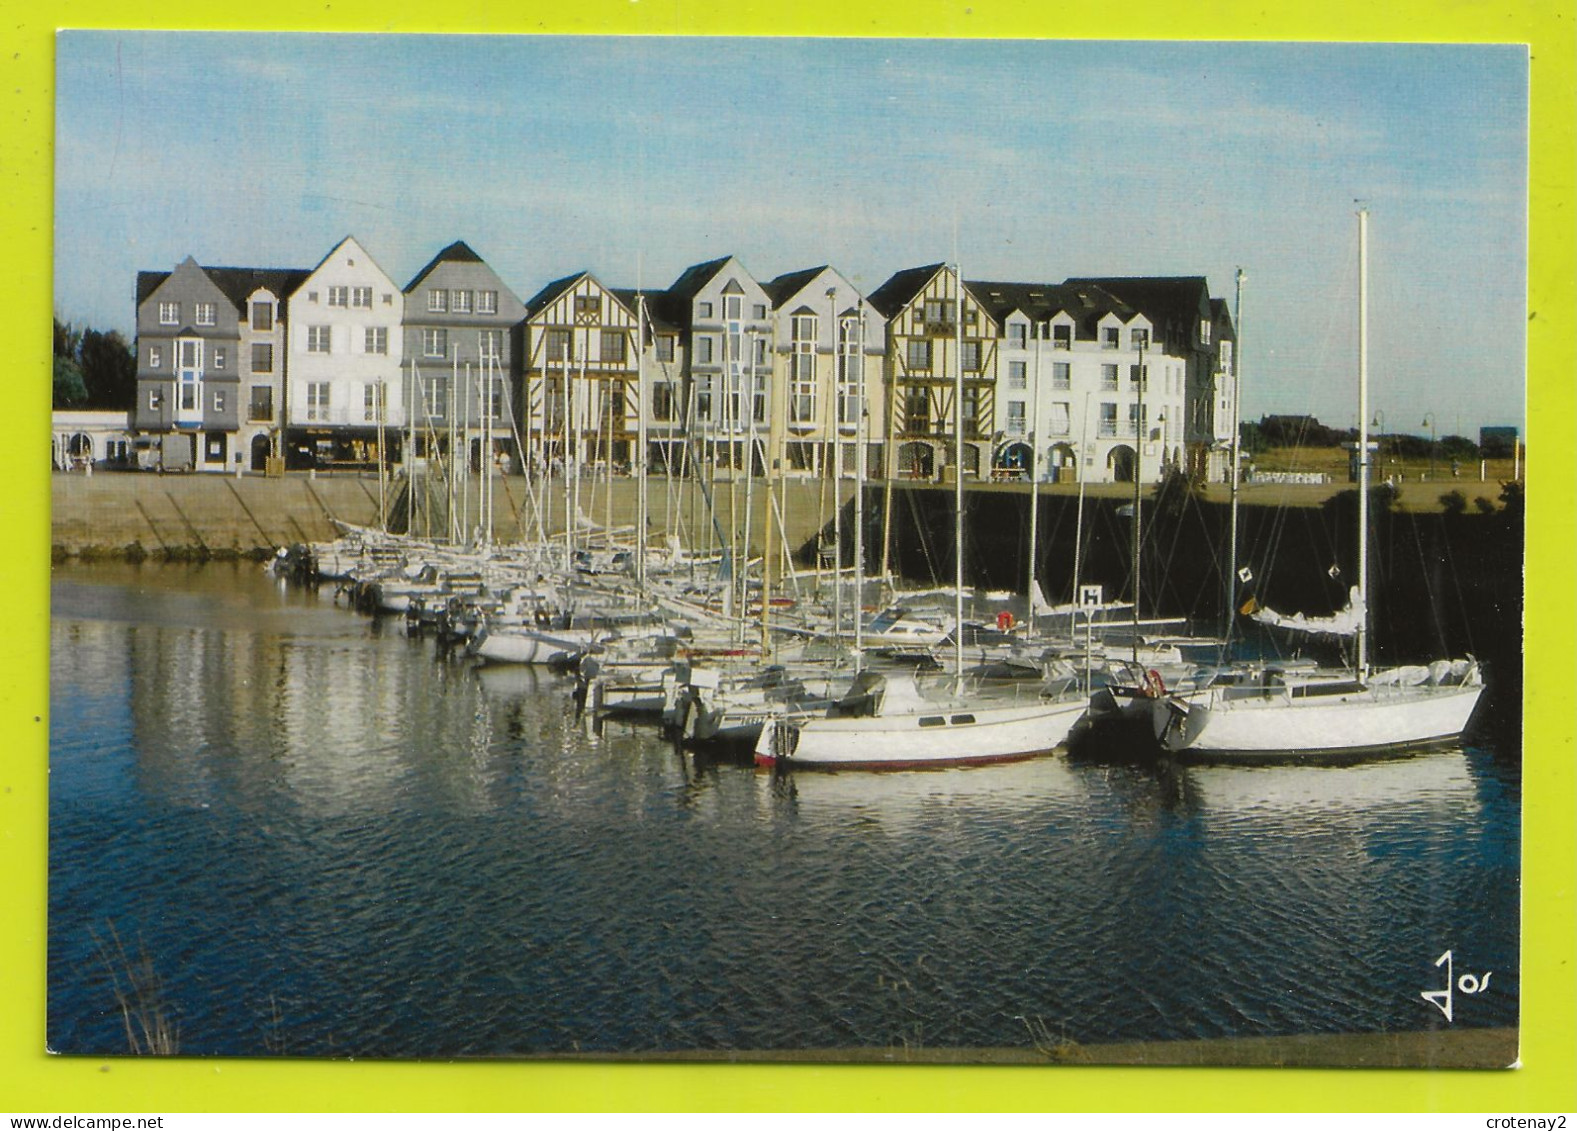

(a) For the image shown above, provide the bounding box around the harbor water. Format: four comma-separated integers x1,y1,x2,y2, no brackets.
48,562,1521,1059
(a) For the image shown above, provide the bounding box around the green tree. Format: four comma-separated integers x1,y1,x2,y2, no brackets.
54,354,88,406
79,328,137,409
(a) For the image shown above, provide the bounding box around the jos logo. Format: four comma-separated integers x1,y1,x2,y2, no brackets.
1421,949,1493,1023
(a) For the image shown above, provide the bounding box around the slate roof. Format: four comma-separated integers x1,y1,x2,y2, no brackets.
966,280,1138,340
523,272,592,320
1210,297,1237,343
761,266,829,309
866,263,947,319
609,289,680,335
136,265,311,315
1064,276,1212,338
404,240,486,293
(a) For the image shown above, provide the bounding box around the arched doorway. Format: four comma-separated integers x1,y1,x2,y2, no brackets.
1047,443,1077,482
68,434,93,468
1107,444,1136,483
960,443,981,479
994,441,1032,479
251,434,272,471
898,441,934,479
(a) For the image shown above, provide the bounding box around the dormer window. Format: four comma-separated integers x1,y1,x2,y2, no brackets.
1053,324,1072,350
1131,328,1149,351
1102,326,1120,350
1008,322,1027,349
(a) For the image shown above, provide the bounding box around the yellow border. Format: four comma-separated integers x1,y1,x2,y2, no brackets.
7,2,1573,1113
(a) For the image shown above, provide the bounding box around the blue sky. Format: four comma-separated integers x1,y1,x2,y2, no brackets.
54,33,1527,435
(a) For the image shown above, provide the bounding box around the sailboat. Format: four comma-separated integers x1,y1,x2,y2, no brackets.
755,265,1087,770
1153,209,1483,760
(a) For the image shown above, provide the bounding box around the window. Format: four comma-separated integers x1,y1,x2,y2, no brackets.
1129,364,1148,391
251,343,273,373
724,295,742,321
352,286,373,309
961,386,981,431
478,290,498,315
1008,323,1027,349
251,302,274,331
1131,327,1149,351
600,329,626,363
656,336,675,363
653,382,676,421
1200,319,1213,345
1102,326,1120,349
306,382,330,422
364,326,388,355
148,346,162,369
479,330,502,362
792,314,817,345
195,302,216,326
363,382,385,422
906,338,932,370
423,328,447,358
212,389,226,412
451,290,472,314
213,348,226,371
1101,364,1119,390
905,388,932,432
546,328,571,361
694,380,713,422
249,386,273,421
1099,402,1119,437
1052,323,1072,350
1006,401,1026,435
328,286,348,308
575,295,600,320
1052,362,1071,390
697,301,713,319
1049,401,1071,436
159,302,179,326
308,326,332,353
694,336,714,364
1127,402,1147,437
1008,361,1027,389
428,289,448,313
307,291,319,303
961,341,981,372
753,372,768,424
422,378,448,418
1220,341,1233,372
923,299,946,325
752,303,767,320
180,381,198,412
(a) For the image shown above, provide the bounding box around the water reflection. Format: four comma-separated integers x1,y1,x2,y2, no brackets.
49,563,1521,1058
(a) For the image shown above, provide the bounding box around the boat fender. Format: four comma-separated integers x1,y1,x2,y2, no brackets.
1143,669,1167,698
996,610,1015,631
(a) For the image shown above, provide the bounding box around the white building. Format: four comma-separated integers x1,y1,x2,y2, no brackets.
284,236,406,469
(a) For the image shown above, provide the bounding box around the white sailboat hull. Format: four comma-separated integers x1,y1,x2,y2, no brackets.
1166,680,1484,760
755,697,1087,770
470,625,600,665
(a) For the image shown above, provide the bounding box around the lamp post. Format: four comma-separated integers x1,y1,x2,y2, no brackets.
1422,411,1437,479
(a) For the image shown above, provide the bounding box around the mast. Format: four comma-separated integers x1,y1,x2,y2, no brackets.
953,265,965,682
635,294,649,590
853,297,867,664
1223,268,1245,658
1025,321,1043,642
1070,391,1090,644
1130,337,1146,664
829,287,843,643
1356,207,1371,678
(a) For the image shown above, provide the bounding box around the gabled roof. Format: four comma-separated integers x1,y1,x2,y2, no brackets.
966,280,1138,338
404,240,486,293
761,266,833,309
1210,297,1237,343
523,272,593,320
136,263,310,315
609,289,680,334
867,263,948,319
665,256,734,303
1064,276,1212,331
